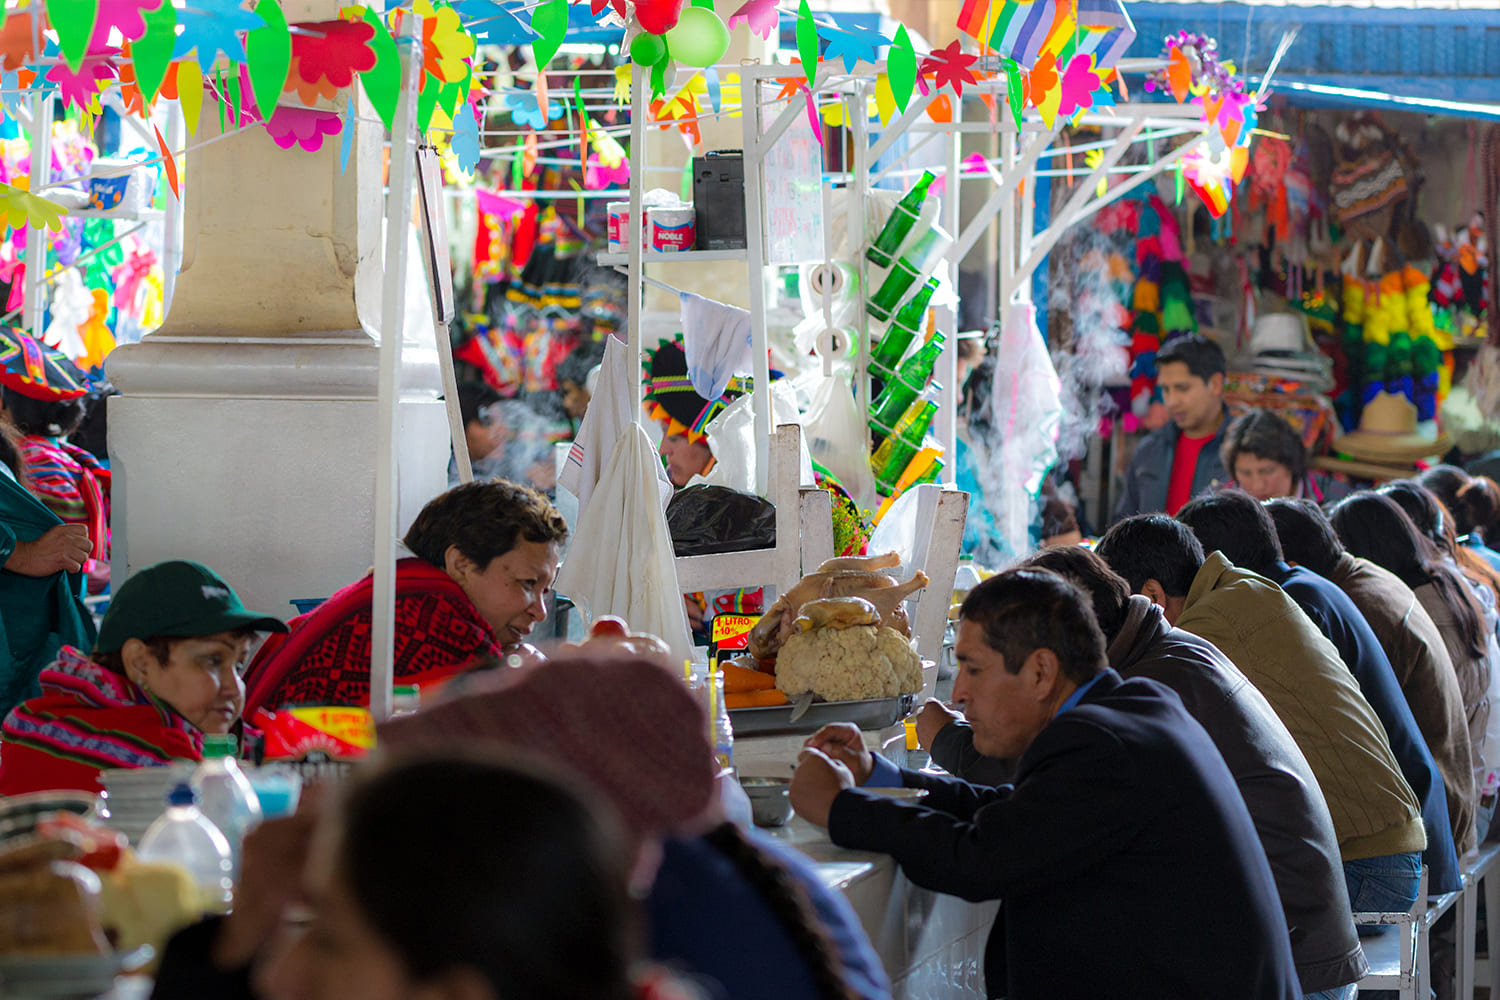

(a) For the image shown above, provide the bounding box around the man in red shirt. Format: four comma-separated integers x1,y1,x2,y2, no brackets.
1114,335,1230,520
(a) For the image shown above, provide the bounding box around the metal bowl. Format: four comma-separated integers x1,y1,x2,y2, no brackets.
739,776,794,827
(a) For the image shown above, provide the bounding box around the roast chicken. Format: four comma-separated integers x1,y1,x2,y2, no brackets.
747,552,929,661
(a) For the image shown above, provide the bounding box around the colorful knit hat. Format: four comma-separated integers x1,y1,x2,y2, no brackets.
0,326,89,402
644,338,750,443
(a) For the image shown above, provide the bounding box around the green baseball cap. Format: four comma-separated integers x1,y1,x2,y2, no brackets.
95,560,289,653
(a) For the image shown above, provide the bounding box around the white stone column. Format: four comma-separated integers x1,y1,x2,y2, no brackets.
106,0,447,616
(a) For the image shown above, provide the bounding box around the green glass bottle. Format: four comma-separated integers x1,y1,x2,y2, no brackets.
867,171,935,268
871,400,938,483
869,278,939,381
867,257,922,321
869,334,945,430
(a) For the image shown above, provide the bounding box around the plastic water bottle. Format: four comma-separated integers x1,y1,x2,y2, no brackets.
392,685,421,718
191,735,262,881
138,783,234,913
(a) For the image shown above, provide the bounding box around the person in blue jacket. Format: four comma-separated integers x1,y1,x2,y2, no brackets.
1177,489,1464,891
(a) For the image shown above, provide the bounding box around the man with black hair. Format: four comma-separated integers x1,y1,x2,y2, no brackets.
919,547,1364,997
790,568,1300,1000
1269,497,1478,874
1095,515,1428,919
1114,334,1231,521
1179,490,1464,892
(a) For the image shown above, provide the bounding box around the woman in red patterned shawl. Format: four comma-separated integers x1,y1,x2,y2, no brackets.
244,480,569,712
0,327,110,588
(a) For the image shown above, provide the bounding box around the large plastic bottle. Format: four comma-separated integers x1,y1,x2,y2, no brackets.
138,783,234,913
191,735,262,881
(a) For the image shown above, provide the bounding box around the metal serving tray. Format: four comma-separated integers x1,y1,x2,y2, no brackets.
729,693,916,737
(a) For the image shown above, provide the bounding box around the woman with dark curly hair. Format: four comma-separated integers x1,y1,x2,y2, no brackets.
1219,408,1350,504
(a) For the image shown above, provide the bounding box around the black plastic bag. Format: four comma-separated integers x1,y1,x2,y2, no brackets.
666,485,776,556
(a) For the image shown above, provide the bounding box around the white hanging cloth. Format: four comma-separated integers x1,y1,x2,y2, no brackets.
558,334,671,520
554,423,694,662
680,291,753,401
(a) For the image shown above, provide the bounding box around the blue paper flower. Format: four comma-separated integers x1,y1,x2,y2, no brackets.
503,90,558,130
173,0,261,65
817,21,886,74
451,0,537,44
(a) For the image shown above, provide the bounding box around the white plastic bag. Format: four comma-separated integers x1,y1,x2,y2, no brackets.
803,370,877,511
554,424,694,662
693,383,813,494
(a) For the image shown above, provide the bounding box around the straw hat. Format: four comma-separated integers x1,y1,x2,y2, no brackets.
1332,391,1450,464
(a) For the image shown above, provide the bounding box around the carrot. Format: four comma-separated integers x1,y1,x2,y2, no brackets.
726,690,790,709
720,661,777,693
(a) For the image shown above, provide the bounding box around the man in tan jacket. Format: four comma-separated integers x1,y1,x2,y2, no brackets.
1097,515,1427,920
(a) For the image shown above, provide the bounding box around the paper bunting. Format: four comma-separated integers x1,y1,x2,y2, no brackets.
246,1,292,122
46,50,119,110
704,64,720,112
152,122,178,199
795,0,819,91
503,89,557,129
0,10,42,72
339,96,354,173
93,0,166,46
173,0,260,66
1002,56,1024,130
0,179,66,233
726,0,778,41
117,48,145,115
415,0,475,82
1057,53,1108,120
282,55,334,105
49,0,96,72
1165,44,1191,103
887,25,916,113
1026,50,1060,128
131,0,174,101
264,106,343,151
818,21,883,74
529,0,568,68
919,40,978,97
874,72,896,125
356,5,400,132
449,102,480,173
292,19,376,93
803,89,822,142
176,60,204,134
450,0,536,44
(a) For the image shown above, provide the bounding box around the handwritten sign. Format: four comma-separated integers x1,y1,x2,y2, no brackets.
762,99,825,265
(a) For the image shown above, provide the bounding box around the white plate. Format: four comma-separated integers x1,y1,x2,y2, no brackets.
0,947,152,998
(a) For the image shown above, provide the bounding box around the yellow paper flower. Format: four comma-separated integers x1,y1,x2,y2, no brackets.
0,177,66,233
721,72,742,118
614,64,631,105
414,0,474,84
590,118,627,168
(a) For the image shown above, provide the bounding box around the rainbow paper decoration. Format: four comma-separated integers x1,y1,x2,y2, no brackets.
956,0,1134,72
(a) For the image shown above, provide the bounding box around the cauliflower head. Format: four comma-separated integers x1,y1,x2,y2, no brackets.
774,625,923,702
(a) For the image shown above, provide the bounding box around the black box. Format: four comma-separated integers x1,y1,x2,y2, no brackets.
693,150,747,250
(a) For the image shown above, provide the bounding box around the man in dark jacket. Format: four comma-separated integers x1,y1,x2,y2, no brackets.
922,547,1365,997
1178,490,1464,892
791,568,1301,1000
1113,334,1231,521
1269,497,1480,864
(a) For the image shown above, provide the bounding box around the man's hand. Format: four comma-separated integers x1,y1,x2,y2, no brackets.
802,722,873,785
790,746,854,828
5,524,91,577
915,699,963,750
211,807,320,969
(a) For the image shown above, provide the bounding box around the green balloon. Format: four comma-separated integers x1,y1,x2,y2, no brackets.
665,7,729,68
630,31,668,67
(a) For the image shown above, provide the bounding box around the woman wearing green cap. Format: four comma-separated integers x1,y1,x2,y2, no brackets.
0,560,287,795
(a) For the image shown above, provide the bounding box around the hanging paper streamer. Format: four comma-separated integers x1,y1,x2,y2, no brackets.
132,0,176,101
339,96,355,173
874,72,896,126
177,60,204,134
49,0,97,72
795,0,819,90
529,0,569,66
358,5,401,132
1002,56,1024,130
245,0,291,120
887,25,916,112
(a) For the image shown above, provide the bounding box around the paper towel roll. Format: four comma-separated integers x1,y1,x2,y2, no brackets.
814,326,856,361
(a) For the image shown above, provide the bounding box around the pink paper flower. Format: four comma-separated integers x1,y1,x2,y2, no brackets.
264,106,343,151
46,50,120,110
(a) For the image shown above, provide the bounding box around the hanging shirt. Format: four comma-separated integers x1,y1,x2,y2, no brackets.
1165,432,1214,514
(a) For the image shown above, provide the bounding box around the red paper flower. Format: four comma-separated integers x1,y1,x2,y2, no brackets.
290,19,375,90
918,40,978,97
